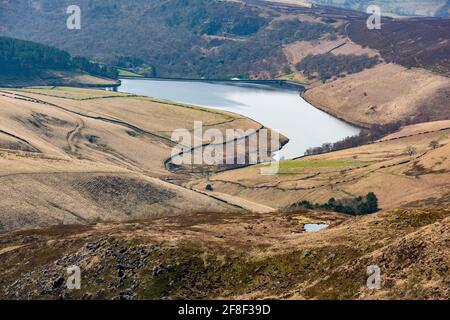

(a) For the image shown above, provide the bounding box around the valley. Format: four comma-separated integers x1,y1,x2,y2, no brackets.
0,0,449,302
193,120,450,210
118,79,360,158
0,84,449,300
0,87,270,232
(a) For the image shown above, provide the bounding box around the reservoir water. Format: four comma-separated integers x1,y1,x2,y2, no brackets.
119,79,360,159
304,224,329,233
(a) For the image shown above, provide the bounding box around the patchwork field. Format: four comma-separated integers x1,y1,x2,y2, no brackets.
192,120,450,210
1,0,449,302
0,87,285,232
0,86,449,300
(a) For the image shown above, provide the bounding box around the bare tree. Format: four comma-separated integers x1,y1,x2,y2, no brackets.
405,146,417,156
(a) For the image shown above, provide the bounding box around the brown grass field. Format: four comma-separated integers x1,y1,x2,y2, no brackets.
0,0,449,301
0,207,448,299
303,63,450,127
1,59,449,300
0,85,449,300
192,120,450,210
0,87,281,232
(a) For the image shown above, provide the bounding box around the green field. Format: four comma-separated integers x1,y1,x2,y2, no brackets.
277,159,368,173
117,68,144,78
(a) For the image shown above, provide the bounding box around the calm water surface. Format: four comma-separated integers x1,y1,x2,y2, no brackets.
119,79,360,159
304,224,329,233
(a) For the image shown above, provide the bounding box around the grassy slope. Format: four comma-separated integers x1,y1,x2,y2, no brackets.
0,207,448,300
117,68,144,78
2,1,448,129
0,88,449,300
193,120,450,210
0,70,120,88
0,87,278,232
302,63,450,127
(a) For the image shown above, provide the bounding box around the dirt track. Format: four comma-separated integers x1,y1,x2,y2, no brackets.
1,87,283,231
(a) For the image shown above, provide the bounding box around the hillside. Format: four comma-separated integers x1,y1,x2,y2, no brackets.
2,0,448,130
192,120,450,211
1,207,448,299
265,0,450,17
347,18,450,76
1,0,325,79
309,0,450,17
0,0,449,302
0,37,118,87
283,15,450,127
302,63,450,127
1,0,447,79
0,88,449,299
0,87,286,232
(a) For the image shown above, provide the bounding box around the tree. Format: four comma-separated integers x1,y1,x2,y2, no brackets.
290,192,379,216
296,53,380,81
405,146,417,156
0,37,118,79
429,141,440,150
366,192,379,213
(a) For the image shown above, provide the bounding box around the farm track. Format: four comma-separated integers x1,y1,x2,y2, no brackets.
163,125,267,172
1,90,270,173
66,119,84,156
0,91,177,148
0,90,273,213
203,123,450,200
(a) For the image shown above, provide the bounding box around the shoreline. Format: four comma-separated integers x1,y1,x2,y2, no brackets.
118,77,367,132
119,78,361,160
300,89,370,130
119,76,307,92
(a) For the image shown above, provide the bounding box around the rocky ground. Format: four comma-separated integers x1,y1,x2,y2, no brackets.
1,207,448,300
